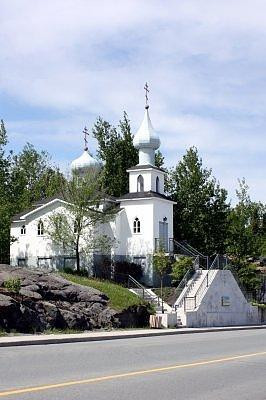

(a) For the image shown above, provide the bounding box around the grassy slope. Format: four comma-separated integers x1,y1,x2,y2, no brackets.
60,273,144,311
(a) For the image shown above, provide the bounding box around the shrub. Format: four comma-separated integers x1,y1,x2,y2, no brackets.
171,256,193,286
62,267,75,275
62,267,88,277
114,260,143,282
237,263,262,292
3,278,21,293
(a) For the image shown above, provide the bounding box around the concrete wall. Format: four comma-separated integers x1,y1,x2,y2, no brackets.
185,270,259,327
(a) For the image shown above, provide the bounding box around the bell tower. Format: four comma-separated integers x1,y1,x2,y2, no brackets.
128,84,165,194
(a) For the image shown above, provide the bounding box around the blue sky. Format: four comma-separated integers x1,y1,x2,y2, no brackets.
1,0,265,203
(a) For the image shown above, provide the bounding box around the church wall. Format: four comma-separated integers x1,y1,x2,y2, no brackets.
117,200,154,256
116,200,154,285
128,169,165,194
129,170,152,193
10,201,88,269
153,198,174,241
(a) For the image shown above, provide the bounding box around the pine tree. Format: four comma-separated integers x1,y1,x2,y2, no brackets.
168,147,229,255
93,112,138,197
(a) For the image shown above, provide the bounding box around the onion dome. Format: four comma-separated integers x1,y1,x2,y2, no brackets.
70,150,100,176
133,106,160,165
71,127,100,176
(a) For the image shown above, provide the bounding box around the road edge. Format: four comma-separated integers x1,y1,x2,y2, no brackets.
0,325,266,347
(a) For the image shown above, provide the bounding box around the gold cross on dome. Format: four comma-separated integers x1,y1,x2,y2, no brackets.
83,126,89,150
144,82,149,108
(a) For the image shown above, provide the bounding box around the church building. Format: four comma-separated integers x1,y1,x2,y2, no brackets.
10,101,175,285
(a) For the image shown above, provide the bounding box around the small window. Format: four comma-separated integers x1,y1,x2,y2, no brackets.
74,220,78,234
156,176,160,193
133,217,141,233
37,220,44,236
137,175,144,192
20,225,26,235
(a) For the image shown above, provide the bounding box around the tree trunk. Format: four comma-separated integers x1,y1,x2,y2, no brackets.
160,277,164,314
76,238,80,273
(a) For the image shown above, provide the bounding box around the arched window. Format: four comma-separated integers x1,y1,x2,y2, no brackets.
37,220,44,236
156,176,160,193
137,175,144,192
133,218,141,233
21,225,26,235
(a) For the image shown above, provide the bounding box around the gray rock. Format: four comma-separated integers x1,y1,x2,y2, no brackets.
0,293,16,307
19,288,42,300
0,265,150,333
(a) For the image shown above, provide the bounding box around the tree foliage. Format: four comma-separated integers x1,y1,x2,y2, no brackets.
47,170,116,272
0,121,65,260
171,256,193,285
168,147,230,255
93,112,138,197
93,112,165,196
226,179,266,262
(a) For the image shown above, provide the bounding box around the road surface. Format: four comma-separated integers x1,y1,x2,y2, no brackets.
0,329,265,399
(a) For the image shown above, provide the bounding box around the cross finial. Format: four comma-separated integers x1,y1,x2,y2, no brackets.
83,126,89,151
144,82,149,109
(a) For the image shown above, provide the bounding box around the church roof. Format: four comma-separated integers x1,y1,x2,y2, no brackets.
133,107,160,150
70,150,100,174
117,191,174,202
11,195,64,222
127,164,165,173
11,194,118,223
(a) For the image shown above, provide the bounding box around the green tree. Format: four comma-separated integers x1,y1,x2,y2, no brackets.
10,143,64,210
93,112,165,196
237,263,262,293
153,250,171,312
47,170,116,272
227,179,265,263
0,120,12,259
171,256,193,285
0,122,65,261
168,147,229,255
93,112,138,197
155,150,164,169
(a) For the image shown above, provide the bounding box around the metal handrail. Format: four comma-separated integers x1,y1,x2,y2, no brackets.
127,275,161,307
184,254,228,310
173,256,200,307
179,241,207,259
170,239,209,269
170,239,197,257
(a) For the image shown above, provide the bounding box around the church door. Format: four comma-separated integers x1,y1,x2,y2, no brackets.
159,221,168,251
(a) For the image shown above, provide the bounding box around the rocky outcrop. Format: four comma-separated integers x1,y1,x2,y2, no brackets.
0,265,150,333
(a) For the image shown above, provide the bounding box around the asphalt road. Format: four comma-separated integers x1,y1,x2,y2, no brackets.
0,330,265,400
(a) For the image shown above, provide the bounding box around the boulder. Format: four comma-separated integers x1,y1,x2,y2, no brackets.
0,265,150,333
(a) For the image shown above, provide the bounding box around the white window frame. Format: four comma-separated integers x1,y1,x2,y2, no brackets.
20,225,26,235
133,217,141,234
37,220,44,236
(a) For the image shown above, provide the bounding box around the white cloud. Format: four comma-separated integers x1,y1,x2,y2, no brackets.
1,0,266,202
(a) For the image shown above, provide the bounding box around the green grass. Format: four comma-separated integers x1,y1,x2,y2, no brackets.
43,328,84,335
60,273,144,311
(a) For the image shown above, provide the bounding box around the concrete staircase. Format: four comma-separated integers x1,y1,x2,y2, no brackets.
175,269,218,325
129,288,172,313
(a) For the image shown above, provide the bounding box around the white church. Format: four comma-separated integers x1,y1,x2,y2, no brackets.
10,102,175,285
9,99,261,327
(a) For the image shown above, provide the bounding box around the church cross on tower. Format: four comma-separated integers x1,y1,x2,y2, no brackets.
144,82,149,109
83,126,89,151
